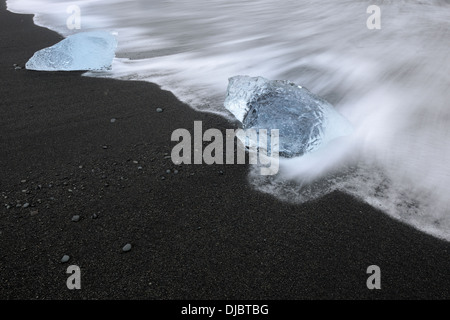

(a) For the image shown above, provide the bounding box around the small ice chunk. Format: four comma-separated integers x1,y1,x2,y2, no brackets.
26,31,117,71
224,76,353,158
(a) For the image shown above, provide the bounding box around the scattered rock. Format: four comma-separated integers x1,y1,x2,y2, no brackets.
22,203,30,208
173,170,179,174
91,213,98,219
61,255,70,263
161,176,165,180
71,215,80,222
156,108,163,113
102,145,108,149
110,118,116,123
30,210,39,216
122,243,132,252
166,169,171,174
14,66,22,70
21,180,27,183
138,166,143,170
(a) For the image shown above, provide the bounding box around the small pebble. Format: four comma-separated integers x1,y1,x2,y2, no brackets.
110,118,116,123
137,166,143,170
71,215,80,222
161,176,165,180
166,169,171,174
15,66,22,70
173,170,179,174
22,203,30,208
61,255,70,263
122,243,132,252
92,213,98,219
102,145,108,149
16,204,22,208
156,108,163,113
30,210,39,216
21,180,27,183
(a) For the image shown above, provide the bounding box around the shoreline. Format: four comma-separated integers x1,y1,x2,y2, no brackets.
1,0,450,299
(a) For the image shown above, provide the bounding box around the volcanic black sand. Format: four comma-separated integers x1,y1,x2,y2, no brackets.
1,0,449,300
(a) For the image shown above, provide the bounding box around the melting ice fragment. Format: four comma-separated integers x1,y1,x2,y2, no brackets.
224,76,353,158
26,31,117,71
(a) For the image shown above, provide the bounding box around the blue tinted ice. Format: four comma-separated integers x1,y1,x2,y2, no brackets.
224,76,353,158
26,31,117,71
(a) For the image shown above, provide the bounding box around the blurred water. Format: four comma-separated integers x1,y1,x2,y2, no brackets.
7,0,450,240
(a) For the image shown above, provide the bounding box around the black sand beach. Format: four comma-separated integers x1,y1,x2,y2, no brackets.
1,0,450,300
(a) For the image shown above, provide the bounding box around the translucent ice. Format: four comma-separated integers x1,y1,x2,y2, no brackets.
224,76,353,158
26,31,117,71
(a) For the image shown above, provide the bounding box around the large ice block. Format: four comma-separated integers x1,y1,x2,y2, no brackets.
224,76,353,158
26,31,117,71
